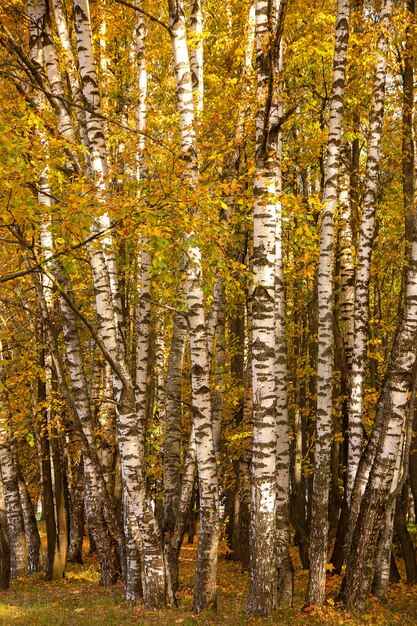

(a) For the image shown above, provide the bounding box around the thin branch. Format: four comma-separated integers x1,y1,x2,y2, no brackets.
0,68,176,156
0,222,118,284
141,296,187,317
113,0,171,33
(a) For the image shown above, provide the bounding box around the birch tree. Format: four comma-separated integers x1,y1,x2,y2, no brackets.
246,0,292,615
168,0,219,611
342,213,417,605
305,0,350,609
346,0,392,507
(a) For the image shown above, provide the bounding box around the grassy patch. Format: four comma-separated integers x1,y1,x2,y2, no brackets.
0,529,416,624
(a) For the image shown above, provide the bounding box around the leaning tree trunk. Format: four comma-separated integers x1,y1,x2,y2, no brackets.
342,170,417,614
394,484,417,585
71,0,168,607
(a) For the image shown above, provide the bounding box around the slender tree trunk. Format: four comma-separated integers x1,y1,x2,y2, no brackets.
394,485,417,585
15,452,40,573
163,313,187,536
371,502,395,599
168,0,219,611
166,428,197,594
338,145,355,370
346,0,391,506
343,191,417,612
37,348,63,581
0,474,10,589
189,0,203,114
212,289,225,463
0,343,27,579
305,0,350,608
275,50,293,604
68,462,84,564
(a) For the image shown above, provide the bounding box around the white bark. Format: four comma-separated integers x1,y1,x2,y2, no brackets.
189,0,204,114
346,0,391,505
73,0,107,180
246,0,292,615
168,0,219,611
51,0,89,147
0,342,28,579
344,171,417,609
306,0,349,608
338,146,355,370
274,75,293,605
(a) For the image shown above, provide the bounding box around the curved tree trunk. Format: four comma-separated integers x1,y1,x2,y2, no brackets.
343,184,417,609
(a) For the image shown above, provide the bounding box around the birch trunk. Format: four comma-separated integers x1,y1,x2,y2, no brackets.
0,474,10,589
68,461,84,564
123,495,143,603
343,219,417,609
275,97,293,605
135,247,152,464
305,0,349,608
168,0,219,611
51,274,122,585
50,0,89,147
346,0,391,505
189,0,203,114
185,246,220,611
0,342,28,579
163,312,187,535
338,145,355,370
0,443,27,579
371,502,395,599
246,1,287,615
73,0,107,179
15,451,41,573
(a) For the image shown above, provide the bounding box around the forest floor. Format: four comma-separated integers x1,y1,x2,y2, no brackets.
0,525,416,625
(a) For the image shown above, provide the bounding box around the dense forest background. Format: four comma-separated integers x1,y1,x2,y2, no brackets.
0,0,417,622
